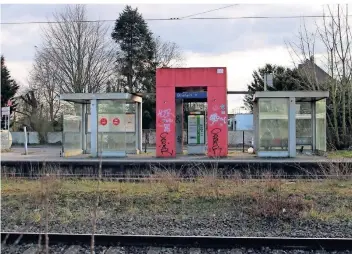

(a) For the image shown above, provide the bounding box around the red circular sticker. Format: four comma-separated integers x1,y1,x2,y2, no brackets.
100,117,107,126
113,118,120,126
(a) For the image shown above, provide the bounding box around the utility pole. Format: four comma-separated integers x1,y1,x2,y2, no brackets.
264,73,274,91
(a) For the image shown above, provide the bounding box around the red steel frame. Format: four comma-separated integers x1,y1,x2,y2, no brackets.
156,67,228,158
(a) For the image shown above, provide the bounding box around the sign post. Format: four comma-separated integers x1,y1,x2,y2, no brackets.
24,126,28,155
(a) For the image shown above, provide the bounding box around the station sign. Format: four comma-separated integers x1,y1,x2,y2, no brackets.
176,92,207,99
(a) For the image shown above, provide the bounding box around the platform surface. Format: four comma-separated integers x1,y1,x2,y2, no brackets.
2,146,351,164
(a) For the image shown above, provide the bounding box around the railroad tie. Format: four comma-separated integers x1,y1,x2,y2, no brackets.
106,246,126,254
189,248,201,254
148,247,179,254
22,246,39,254
63,245,82,254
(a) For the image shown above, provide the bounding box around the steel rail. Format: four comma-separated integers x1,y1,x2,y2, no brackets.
2,173,351,181
1,232,352,251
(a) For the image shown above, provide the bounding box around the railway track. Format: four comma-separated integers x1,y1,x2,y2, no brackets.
2,173,351,182
1,232,352,253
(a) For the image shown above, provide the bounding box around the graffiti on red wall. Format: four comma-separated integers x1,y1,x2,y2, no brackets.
211,128,222,155
157,108,175,156
209,112,227,125
160,132,174,156
158,109,174,132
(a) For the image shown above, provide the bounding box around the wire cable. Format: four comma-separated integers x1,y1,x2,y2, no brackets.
1,14,352,25
176,4,239,19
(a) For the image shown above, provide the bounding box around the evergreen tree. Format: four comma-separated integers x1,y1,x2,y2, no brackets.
1,55,19,107
244,64,306,111
1,55,19,129
111,5,158,129
111,5,156,93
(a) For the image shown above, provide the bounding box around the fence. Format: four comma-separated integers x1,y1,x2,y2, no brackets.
10,130,254,149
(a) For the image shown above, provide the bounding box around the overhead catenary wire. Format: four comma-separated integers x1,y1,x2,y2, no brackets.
1,14,352,25
176,4,239,19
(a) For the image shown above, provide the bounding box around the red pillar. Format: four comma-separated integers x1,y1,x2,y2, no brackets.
207,86,228,157
156,86,176,157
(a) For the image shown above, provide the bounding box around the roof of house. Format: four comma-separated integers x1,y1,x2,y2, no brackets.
297,58,331,83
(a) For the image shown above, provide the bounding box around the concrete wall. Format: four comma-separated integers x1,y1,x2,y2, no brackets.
11,132,40,144
10,130,254,147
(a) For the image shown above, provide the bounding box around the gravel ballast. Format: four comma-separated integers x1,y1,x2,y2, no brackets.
1,244,352,254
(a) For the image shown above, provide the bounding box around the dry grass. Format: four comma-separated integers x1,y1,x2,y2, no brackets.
154,169,181,193
2,174,352,222
328,150,352,159
3,178,352,198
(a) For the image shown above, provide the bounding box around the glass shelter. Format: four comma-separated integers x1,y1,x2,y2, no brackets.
252,91,329,157
60,93,142,157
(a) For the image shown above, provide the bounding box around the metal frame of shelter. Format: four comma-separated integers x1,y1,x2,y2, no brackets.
60,93,142,157
252,91,329,157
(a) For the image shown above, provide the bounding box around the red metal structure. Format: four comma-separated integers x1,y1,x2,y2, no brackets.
156,67,228,157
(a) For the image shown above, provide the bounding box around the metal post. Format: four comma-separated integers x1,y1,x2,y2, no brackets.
253,101,259,152
175,99,183,154
139,102,142,152
24,127,28,155
136,101,142,153
288,97,296,158
90,99,98,157
264,73,273,91
144,129,148,153
242,131,245,153
311,101,316,152
81,103,87,153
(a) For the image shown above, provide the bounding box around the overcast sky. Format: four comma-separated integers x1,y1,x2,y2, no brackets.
0,4,340,111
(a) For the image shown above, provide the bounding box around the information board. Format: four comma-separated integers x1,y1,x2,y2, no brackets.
234,114,253,131
187,114,205,145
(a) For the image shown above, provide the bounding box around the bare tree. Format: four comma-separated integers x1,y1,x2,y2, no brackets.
39,5,115,94
154,36,185,68
30,50,62,125
14,89,51,142
287,4,352,149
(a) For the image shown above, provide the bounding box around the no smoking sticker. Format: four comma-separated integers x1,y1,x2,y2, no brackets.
113,118,120,126
100,118,107,126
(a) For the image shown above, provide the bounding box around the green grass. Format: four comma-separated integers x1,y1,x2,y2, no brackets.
328,150,352,158
1,178,352,223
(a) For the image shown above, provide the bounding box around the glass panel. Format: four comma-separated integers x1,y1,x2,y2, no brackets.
258,98,289,151
63,103,82,155
97,100,127,154
125,102,136,151
126,133,136,151
85,105,91,153
86,131,91,153
316,99,326,151
296,102,312,150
